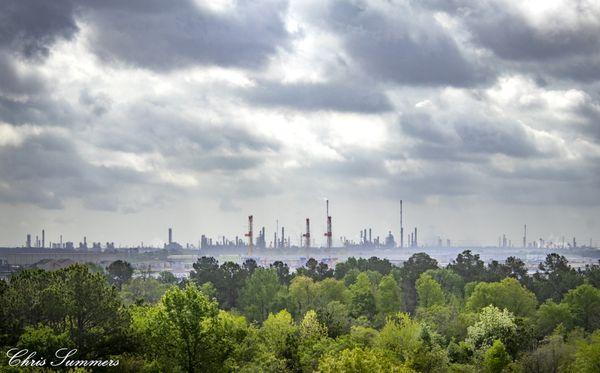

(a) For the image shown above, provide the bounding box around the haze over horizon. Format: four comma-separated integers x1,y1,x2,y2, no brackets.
1,0,599,247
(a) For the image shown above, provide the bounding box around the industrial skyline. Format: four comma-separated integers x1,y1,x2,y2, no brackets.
10,199,596,251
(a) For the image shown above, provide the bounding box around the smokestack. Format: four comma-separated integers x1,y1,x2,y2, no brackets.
400,200,404,248
523,224,527,248
60,234,63,249
26,234,31,248
168,228,172,245
369,228,372,244
324,199,332,249
245,215,254,255
42,229,45,248
414,227,418,247
281,226,285,248
275,219,278,249
303,218,311,249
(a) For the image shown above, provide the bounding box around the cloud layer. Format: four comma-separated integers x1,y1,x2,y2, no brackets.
0,0,599,245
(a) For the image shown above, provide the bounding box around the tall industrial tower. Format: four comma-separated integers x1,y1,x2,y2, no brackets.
400,200,404,248
303,218,311,249
245,215,254,256
324,200,332,249
413,227,418,247
523,224,527,248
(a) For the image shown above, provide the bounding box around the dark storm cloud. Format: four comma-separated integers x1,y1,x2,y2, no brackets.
0,52,45,96
0,130,181,211
492,176,600,206
0,0,78,59
0,95,78,127
243,80,392,113
400,112,542,160
573,97,600,141
460,2,600,62
93,112,278,156
82,0,290,71
0,0,78,100
391,165,484,199
1,0,291,72
314,0,490,87
313,152,389,178
302,145,485,201
83,99,280,175
420,0,600,82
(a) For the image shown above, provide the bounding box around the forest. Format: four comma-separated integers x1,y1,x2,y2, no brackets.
2,250,600,372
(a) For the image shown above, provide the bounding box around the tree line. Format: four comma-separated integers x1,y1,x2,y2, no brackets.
2,250,600,372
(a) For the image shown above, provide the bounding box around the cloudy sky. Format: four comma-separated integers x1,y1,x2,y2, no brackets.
1,0,599,247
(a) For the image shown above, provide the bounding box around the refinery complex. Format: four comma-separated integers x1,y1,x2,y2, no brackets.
1,200,597,280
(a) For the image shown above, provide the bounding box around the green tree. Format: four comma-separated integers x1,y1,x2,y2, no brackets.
270,260,291,285
467,277,537,317
157,271,178,285
518,331,577,373
57,264,129,356
189,256,221,287
374,313,422,363
219,261,246,309
485,261,511,282
343,268,361,287
349,272,376,319
239,268,287,323
563,284,600,332
535,300,574,336
504,256,531,288
155,283,220,372
121,277,168,305
106,260,133,289
298,310,330,372
423,268,464,298
416,273,445,309
376,274,402,315
448,250,486,283
2,266,128,356
297,258,334,281
482,340,511,373
375,313,449,372
1,269,53,343
212,311,258,371
317,301,351,338
314,277,347,309
17,324,72,360
318,347,410,373
260,310,297,358
532,253,583,302
466,306,517,350
335,257,359,279
573,331,600,373
399,253,439,313
289,275,316,318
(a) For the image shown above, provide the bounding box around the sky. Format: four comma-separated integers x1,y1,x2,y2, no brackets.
0,0,599,248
